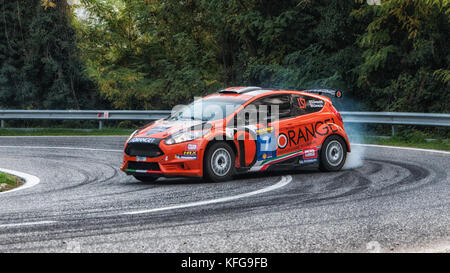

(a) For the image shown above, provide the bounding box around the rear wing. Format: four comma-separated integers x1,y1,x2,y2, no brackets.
301,89,343,98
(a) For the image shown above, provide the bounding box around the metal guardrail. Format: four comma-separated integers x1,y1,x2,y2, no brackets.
0,110,449,133
0,110,171,130
340,112,450,135
340,112,450,127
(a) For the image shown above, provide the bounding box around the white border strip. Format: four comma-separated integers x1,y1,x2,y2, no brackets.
122,175,293,215
0,168,41,195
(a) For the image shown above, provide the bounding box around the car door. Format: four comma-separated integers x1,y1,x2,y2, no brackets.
231,94,295,167
288,94,326,160
255,94,296,160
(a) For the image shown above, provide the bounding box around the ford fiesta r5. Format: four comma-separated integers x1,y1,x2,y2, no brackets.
121,87,351,182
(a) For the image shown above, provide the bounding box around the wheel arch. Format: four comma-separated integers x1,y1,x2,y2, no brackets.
316,122,351,153
205,137,238,158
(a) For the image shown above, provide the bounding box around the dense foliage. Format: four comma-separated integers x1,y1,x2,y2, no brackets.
0,0,448,112
0,0,103,109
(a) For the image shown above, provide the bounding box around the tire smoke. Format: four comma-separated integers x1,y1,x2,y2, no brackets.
332,96,367,170
343,123,366,169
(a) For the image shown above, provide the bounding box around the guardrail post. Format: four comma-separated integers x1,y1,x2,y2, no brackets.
98,120,103,130
391,125,396,136
1,120,4,129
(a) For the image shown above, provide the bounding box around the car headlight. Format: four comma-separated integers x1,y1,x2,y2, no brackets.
165,129,210,145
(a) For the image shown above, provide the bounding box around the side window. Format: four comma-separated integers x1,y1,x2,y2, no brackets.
291,95,324,116
254,95,292,121
232,94,293,127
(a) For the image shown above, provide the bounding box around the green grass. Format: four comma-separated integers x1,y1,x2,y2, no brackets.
0,128,134,136
0,172,23,192
365,137,450,151
363,134,450,151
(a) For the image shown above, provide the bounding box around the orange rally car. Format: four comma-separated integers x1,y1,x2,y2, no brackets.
121,87,351,182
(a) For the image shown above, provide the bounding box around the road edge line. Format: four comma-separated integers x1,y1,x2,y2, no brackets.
122,175,293,215
0,168,40,195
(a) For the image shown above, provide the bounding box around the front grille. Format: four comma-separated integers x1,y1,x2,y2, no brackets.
125,143,164,157
127,161,161,171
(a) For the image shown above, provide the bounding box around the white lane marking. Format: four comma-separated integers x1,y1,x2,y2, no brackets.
353,143,450,155
122,175,292,215
0,221,57,228
0,146,119,195
0,145,122,153
0,168,41,195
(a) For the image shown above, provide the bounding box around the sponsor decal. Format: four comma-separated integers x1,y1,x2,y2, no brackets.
299,158,318,164
136,156,147,162
256,128,277,161
308,100,324,108
125,169,162,174
277,133,288,149
297,97,306,109
256,127,274,135
129,137,160,144
278,118,338,149
187,144,197,150
303,149,317,159
176,151,198,160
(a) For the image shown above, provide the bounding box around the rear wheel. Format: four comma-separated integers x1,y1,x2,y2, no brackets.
319,135,347,172
133,175,158,182
204,142,236,182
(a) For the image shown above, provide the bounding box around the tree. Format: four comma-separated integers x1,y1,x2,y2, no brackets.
77,0,223,110
353,0,449,112
0,0,98,109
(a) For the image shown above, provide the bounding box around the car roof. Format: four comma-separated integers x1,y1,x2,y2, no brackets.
204,87,331,103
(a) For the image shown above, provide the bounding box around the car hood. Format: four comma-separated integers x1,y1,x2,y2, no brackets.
133,119,209,139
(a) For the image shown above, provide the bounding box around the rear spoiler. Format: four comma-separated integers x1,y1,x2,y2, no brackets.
301,89,343,98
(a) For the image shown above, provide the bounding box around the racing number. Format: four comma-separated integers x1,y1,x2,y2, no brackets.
257,129,277,161
260,135,272,151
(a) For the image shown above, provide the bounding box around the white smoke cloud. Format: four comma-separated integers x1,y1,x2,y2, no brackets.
343,123,366,170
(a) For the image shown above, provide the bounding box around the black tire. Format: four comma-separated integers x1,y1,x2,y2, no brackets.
133,175,158,182
319,135,347,172
204,142,236,182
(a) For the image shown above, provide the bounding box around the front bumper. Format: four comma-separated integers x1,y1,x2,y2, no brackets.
120,139,205,177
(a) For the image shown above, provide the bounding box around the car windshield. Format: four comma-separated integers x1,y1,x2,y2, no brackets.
168,98,246,122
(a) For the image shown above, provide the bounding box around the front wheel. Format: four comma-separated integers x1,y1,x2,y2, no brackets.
319,135,347,172
204,142,236,182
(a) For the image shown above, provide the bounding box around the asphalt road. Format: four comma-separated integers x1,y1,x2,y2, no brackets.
0,136,448,252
